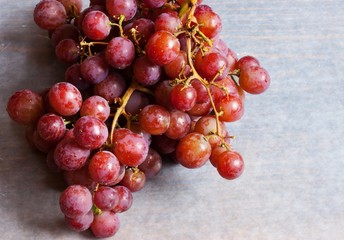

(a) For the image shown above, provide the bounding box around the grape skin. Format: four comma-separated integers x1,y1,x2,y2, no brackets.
33,0,67,30
176,132,211,168
91,211,120,238
59,185,93,218
105,37,136,69
54,135,90,171
6,89,44,125
112,128,149,167
88,151,121,185
36,113,66,142
64,210,94,232
82,10,111,40
139,105,171,135
145,30,180,66
73,116,109,150
48,82,82,117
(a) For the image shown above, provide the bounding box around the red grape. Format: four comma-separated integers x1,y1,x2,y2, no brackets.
106,0,137,21
80,95,110,122
48,82,82,116
105,37,136,69
216,151,244,180
145,30,180,66
36,113,66,142
33,0,67,30
91,211,120,238
59,185,93,218
112,128,149,166
139,105,170,135
88,150,121,185
6,89,44,125
176,132,211,168
82,10,111,40
73,116,108,149
170,84,197,112
239,65,270,94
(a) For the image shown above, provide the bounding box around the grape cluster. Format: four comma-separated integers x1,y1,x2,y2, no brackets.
6,0,270,238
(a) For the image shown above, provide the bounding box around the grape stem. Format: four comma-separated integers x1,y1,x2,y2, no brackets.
109,81,153,144
184,36,223,141
80,40,108,56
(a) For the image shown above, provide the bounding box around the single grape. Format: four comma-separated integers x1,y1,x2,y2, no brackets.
165,109,191,140
33,0,67,30
194,49,229,81
6,89,44,125
93,186,119,211
145,30,180,66
239,65,270,94
124,18,155,49
91,211,120,238
139,104,170,135
48,82,82,116
176,132,211,168
80,95,110,122
82,10,111,40
94,71,127,102
106,0,137,21
170,84,197,112
154,80,174,110
151,134,178,154
55,38,80,64
138,148,162,178
88,151,121,185
73,116,109,149
54,135,91,171
194,4,222,39
59,185,93,218
163,50,190,79
64,63,90,91
215,95,244,122
133,55,162,86
216,150,244,180
119,168,146,192
125,90,152,116
154,12,181,33
80,54,109,84
37,113,66,142
191,79,210,104
105,37,136,69
112,128,149,167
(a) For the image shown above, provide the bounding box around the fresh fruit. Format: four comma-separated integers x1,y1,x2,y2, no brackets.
7,0,271,237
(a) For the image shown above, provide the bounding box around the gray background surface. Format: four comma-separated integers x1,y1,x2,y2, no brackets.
0,0,343,239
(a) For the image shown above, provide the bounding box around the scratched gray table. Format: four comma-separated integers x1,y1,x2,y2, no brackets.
0,0,343,239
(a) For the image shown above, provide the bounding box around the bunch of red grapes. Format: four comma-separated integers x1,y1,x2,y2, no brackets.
6,0,270,238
